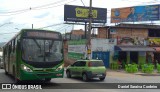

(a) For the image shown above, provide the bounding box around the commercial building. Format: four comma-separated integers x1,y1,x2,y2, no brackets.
97,23,160,67
64,23,160,68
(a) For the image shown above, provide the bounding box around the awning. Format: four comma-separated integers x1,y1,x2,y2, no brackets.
114,46,155,51
153,47,160,52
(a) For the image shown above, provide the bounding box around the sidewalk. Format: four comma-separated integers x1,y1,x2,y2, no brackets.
106,69,160,77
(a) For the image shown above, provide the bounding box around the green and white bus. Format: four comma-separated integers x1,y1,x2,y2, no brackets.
3,29,64,83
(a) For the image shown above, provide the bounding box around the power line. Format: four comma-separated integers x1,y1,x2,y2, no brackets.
0,25,70,35
33,0,77,10
38,23,64,29
0,0,77,16
0,0,64,14
81,0,85,7
55,25,71,31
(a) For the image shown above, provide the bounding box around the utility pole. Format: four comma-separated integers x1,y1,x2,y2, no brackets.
86,0,92,59
32,24,33,29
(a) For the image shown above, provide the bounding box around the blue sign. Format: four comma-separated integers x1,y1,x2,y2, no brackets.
111,5,160,23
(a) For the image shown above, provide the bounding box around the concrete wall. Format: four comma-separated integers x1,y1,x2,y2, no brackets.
91,38,116,51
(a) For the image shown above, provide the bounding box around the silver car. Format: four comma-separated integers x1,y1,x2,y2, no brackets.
0,58,4,69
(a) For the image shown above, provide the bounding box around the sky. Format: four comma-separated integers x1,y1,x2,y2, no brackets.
0,0,160,42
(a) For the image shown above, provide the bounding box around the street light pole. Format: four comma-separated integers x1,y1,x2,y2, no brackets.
86,0,92,59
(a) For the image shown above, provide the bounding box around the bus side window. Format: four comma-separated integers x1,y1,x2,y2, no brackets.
17,39,20,49
15,38,17,48
9,44,12,54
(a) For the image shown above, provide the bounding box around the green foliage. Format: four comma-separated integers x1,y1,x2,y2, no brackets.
157,64,160,73
141,64,154,73
125,64,138,73
110,62,119,70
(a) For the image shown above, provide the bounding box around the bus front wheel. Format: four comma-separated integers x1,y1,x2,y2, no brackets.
13,67,20,83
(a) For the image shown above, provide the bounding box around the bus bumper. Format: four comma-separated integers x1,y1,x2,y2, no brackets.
19,69,64,80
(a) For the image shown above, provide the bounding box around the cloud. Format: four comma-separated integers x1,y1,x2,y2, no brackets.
34,12,50,18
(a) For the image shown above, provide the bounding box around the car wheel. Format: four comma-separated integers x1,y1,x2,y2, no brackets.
82,73,89,82
99,77,105,81
66,70,71,78
45,78,51,82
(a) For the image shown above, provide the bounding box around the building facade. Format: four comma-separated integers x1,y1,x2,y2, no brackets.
97,24,160,67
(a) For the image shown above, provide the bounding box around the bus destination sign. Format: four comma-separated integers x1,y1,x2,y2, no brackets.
26,31,60,39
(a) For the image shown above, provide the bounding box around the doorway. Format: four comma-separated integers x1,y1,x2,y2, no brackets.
154,52,160,64
118,51,127,68
130,51,138,64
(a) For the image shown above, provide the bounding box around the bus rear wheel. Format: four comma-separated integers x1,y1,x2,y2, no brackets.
5,69,8,75
4,64,8,75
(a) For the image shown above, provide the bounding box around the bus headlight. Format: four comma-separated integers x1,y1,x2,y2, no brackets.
21,64,33,72
56,65,63,71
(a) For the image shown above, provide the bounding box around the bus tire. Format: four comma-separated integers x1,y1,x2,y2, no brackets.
5,70,8,75
13,67,20,83
15,78,21,84
4,64,8,75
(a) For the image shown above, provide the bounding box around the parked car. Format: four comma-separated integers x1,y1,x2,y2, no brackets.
66,59,106,81
0,58,4,69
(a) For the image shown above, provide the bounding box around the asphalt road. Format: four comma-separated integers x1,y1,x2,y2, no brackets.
0,69,160,92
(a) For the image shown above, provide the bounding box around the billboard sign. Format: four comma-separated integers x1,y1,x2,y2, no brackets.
148,38,160,46
64,5,107,23
111,5,159,23
68,40,86,59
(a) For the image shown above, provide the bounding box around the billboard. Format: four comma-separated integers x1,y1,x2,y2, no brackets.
148,38,160,46
68,40,86,59
64,5,107,23
111,5,159,23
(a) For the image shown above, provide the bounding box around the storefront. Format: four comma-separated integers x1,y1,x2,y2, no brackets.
114,46,155,66
148,38,160,64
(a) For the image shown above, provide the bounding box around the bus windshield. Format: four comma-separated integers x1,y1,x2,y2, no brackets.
22,38,62,62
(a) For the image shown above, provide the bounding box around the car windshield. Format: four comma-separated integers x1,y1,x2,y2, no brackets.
22,38,62,62
89,61,104,67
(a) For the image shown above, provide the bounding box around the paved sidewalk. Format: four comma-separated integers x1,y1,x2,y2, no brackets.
107,69,160,77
